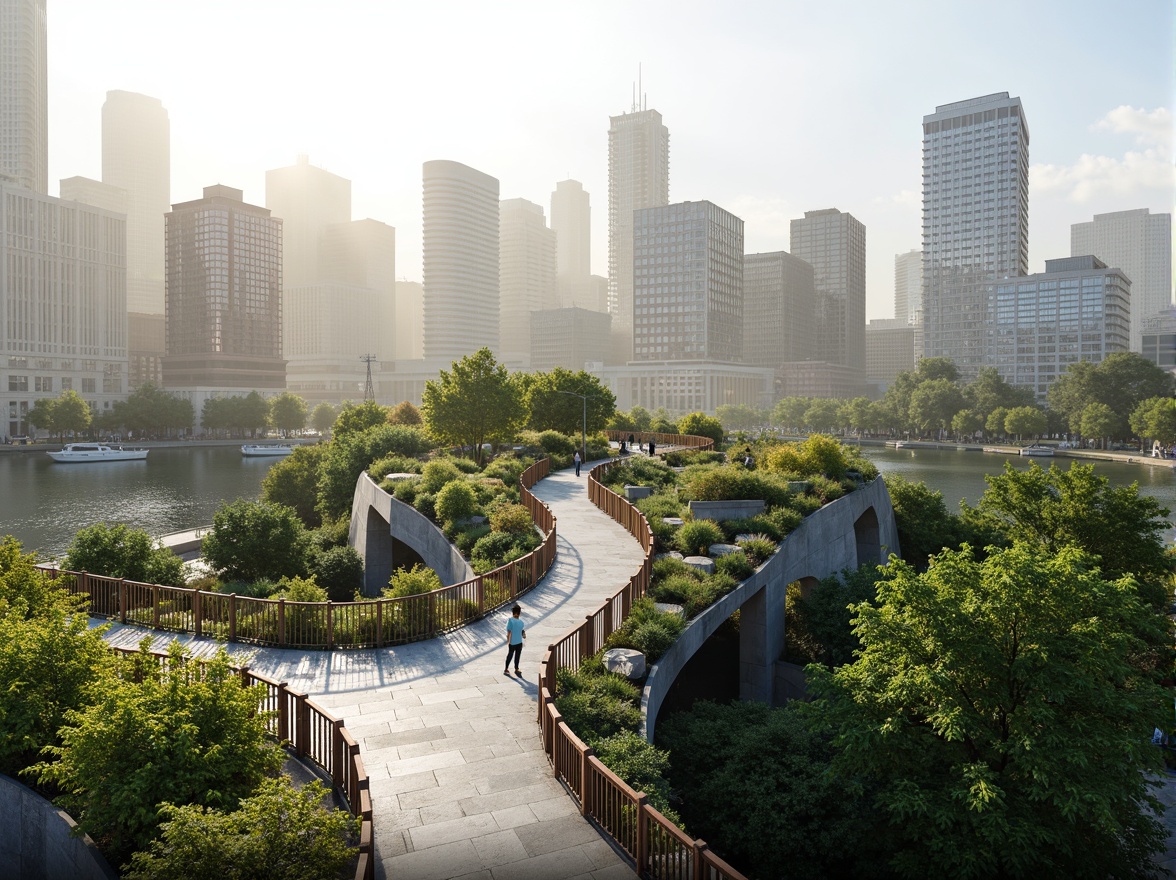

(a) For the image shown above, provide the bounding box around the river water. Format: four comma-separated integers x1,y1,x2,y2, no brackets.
3,444,1176,560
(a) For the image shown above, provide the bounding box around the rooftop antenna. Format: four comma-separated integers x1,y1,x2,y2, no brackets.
639,63,643,111
360,354,376,402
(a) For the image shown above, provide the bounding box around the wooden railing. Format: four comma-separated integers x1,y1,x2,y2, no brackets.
605,429,717,451
539,438,746,880
42,458,556,650
109,645,374,880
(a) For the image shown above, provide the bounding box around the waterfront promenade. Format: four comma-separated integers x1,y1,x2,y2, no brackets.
97,463,643,880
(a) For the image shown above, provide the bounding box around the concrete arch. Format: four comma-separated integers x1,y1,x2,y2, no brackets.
641,476,900,741
348,473,474,597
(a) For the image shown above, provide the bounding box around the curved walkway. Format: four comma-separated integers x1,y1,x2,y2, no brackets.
97,463,643,880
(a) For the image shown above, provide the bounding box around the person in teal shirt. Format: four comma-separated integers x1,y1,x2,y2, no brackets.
504,603,526,675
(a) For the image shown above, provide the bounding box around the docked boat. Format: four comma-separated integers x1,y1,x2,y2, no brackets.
46,443,149,463
241,444,293,457
1019,445,1055,457
893,440,908,449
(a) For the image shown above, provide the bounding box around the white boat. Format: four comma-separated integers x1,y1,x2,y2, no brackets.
46,443,148,463
241,444,293,457
1019,445,1055,457
893,441,907,449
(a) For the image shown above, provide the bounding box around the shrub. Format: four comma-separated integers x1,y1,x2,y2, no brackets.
652,555,699,582
676,520,724,556
635,492,684,521
627,618,679,661
686,466,791,508
482,456,530,486
217,577,279,598
32,642,284,865
316,424,431,519
384,564,442,598
435,480,479,524
392,478,418,503
789,494,823,517
763,434,856,480
649,573,701,606
593,731,678,823
123,775,360,880
768,506,805,534
737,535,778,565
367,454,422,482
722,515,783,542
275,575,327,602
202,500,308,583
447,456,481,475
307,545,364,602
454,524,491,556
807,475,845,503
420,459,466,493
603,457,678,491
471,531,537,573
715,551,754,581
490,503,534,535
554,665,642,744
64,522,186,587
309,515,350,550
537,430,577,456
661,449,726,467
412,491,436,521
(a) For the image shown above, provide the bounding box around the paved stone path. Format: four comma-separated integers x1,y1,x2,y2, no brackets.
99,463,644,880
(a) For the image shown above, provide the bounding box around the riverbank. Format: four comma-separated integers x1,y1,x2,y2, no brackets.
0,438,320,456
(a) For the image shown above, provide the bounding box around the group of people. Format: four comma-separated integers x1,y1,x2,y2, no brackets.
617,434,655,458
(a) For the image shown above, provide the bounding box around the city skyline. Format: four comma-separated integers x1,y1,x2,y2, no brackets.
43,0,1172,321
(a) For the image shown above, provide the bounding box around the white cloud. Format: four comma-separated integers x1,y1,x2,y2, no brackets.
1031,106,1173,203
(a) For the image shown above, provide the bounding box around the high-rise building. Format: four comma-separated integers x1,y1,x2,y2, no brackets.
743,251,816,369
633,201,743,363
1,182,127,436
530,307,612,372
992,256,1130,400
551,179,590,279
101,91,170,388
0,0,47,194
894,249,922,325
1071,208,1172,351
866,318,917,393
790,209,866,372
394,281,424,361
1142,307,1176,375
162,186,284,397
499,198,556,369
922,92,1029,381
608,106,669,360
422,160,500,361
265,155,351,288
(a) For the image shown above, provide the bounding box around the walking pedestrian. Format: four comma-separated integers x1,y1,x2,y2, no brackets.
504,603,526,676
648,439,656,457
574,450,582,477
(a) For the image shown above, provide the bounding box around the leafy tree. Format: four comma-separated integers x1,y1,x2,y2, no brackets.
1003,405,1046,442
387,400,423,426
884,475,960,571
332,400,390,440
306,545,364,602
202,500,308,582
908,378,964,435
606,410,635,432
260,444,327,527
648,416,678,434
1079,401,1117,448
316,424,431,520
803,399,841,432
521,367,615,436
808,543,1168,880
837,397,873,434
1130,396,1176,448
973,461,1174,610
54,389,93,439
25,396,57,437
659,701,881,880
962,367,1033,423
984,405,1009,439
33,642,285,865
772,397,810,430
107,384,194,439
784,565,883,668
239,391,271,437
676,411,724,444
950,408,983,438
1050,353,1173,438
628,406,652,432
267,392,307,436
422,348,525,466
912,356,959,383
309,402,337,436
714,403,764,431
64,523,186,586
435,480,479,524
124,775,359,880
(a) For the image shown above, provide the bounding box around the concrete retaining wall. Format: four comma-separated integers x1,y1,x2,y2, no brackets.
0,775,116,880
349,473,474,597
688,499,766,521
642,477,900,740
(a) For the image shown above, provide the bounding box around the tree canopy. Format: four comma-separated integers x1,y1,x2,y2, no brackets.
267,392,308,436
1049,352,1174,439
28,389,93,440
201,500,308,583
64,523,186,586
676,412,724,444
520,367,615,437
422,348,525,466
331,400,390,439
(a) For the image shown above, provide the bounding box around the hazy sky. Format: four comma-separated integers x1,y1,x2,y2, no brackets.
47,0,1173,320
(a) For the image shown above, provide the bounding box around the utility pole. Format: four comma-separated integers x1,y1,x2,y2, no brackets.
360,354,376,403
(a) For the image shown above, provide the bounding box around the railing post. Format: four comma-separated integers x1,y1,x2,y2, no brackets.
118,578,126,624
635,793,650,873
427,590,437,637
331,718,345,787
278,599,286,646
603,601,613,640
295,692,309,756
580,746,594,817
193,588,202,637
694,839,709,876
326,601,333,650
152,583,160,628
229,593,237,642
277,683,290,742
476,575,485,616
510,563,518,599
375,599,383,648
583,614,594,659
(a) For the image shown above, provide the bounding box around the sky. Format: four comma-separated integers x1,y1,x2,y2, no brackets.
46,0,1174,321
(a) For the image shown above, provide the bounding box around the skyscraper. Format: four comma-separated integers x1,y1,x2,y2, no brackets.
790,209,866,373
743,251,816,368
499,198,556,369
633,201,743,363
265,155,351,289
1071,208,1172,352
163,186,284,394
0,0,47,194
551,179,590,279
922,92,1029,381
422,160,500,361
608,106,669,360
894,249,922,325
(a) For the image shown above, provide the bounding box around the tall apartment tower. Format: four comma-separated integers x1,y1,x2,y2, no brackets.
894,249,923,325
0,0,47,194
633,201,743,362
1071,208,1172,352
422,160,500,361
608,106,669,360
499,198,556,369
922,92,1029,381
1,182,127,437
743,251,817,368
790,209,866,373
551,180,590,278
163,186,284,394
265,155,351,288
101,91,170,387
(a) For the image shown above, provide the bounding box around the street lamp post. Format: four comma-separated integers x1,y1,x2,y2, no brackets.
553,390,589,462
